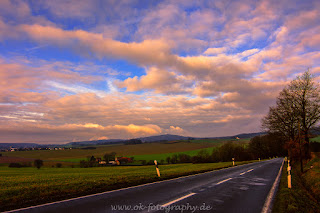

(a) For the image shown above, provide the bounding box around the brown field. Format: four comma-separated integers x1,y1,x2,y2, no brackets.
0,156,34,164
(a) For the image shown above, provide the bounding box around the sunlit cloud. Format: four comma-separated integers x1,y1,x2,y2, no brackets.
0,0,319,143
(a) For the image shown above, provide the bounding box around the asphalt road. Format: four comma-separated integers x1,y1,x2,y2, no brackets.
9,158,284,213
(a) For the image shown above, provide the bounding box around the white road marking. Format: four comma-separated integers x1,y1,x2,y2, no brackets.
216,177,232,185
240,169,254,176
261,159,284,213
161,193,197,207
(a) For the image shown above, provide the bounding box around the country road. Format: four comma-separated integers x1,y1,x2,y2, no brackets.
8,158,284,213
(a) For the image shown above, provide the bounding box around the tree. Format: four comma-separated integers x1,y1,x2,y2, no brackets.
170,154,178,164
166,156,171,164
262,70,320,172
289,71,320,157
103,152,116,162
34,159,43,169
249,133,287,159
262,88,299,142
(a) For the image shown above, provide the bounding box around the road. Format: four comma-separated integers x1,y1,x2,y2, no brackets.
9,158,284,213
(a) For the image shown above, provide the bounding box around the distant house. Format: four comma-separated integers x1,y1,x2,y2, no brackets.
108,161,117,165
115,157,133,165
10,147,18,152
99,161,106,165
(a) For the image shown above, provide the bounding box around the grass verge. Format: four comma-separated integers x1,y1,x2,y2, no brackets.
272,155,320,213
1,160,256,212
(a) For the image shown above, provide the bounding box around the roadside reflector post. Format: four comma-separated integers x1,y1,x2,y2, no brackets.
287,160,292,189
154,160,161,177
259,158,260,162
232,158,235,166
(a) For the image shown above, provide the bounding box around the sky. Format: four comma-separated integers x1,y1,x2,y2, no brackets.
0,0,320,144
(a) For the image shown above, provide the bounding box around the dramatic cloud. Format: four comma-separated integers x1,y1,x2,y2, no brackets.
0,0,319,143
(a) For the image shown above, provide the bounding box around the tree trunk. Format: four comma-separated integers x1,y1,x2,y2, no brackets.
304,131,311,159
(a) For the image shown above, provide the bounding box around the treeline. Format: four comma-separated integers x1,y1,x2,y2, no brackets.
165,133,287,164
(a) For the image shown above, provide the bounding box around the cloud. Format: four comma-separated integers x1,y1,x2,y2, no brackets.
0,122,162,143
1,0,320,143
204,47,228,55
166,126,186,135
116,67,193,94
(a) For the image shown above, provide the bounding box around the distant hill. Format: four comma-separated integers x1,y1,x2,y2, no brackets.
66,139,124,146
209,132,266,140
0,143,39,149
137,134,193,142
6,128,320,149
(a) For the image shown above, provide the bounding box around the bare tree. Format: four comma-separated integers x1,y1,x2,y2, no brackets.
262,70,320,171
288,71,320,147
262,88,299,142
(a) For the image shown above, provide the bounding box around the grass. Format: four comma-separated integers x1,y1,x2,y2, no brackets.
272,154,320,213
0,160,257,212
311,136,320,143
303,153,320,201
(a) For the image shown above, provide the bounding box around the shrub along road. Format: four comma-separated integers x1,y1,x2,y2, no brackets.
8,158,284,213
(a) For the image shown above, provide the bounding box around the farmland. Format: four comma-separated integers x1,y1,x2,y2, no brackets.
0,138,258,211
2,139,233,165
0,160,257,211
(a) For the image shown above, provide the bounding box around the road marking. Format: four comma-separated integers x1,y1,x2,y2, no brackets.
240,169,254,176
161,193,196,207
216,177,232,185
261,159,284,213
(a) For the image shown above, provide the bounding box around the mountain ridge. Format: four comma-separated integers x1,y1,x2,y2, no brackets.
0,132,267,149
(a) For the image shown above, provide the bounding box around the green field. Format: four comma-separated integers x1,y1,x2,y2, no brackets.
0,160,257,211
2,139,242,165
311,136,320,142
3,141,219,161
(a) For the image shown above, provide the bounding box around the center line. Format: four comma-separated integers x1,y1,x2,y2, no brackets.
161,193,196,207
240,169,254,176
216,178,232,185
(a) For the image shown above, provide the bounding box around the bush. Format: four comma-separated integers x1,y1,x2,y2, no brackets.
147,160,154,165
34,159,43,169
170,154,178,164
178,154,192,163
9,163,23,168
56,163,62,168
80,160,88,168
192,149,211,163
8,162,31,168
